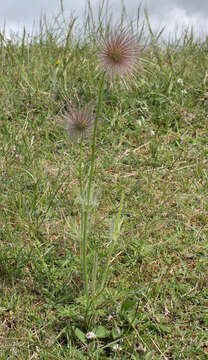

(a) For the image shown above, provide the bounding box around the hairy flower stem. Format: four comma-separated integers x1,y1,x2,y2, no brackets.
99,191,124,293
79,137,83,197
81,73,105,297
79,137,85,288
87,72,105,202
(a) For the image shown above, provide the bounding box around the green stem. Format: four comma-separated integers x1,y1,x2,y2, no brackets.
79,137,85,293
79,137,83,197
82,210,89,297
87,72,105,204
81,72,105,298
99,191,124,293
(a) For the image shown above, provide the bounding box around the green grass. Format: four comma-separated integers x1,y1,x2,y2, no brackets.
0,2,208,359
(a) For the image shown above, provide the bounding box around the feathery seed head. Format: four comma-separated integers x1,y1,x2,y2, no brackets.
99,27,140,82
60,104,94,141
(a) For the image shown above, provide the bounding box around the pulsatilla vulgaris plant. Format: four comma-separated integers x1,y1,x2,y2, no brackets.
61,103,95,141
99,27,140,83
61,26,141,301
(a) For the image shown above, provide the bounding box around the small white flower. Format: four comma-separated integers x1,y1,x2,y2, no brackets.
86,331,96,340
112,344,122,352
15,154,22,159
181,89,187,95
177,78,184,86
107,314,113,321
150,130,155,136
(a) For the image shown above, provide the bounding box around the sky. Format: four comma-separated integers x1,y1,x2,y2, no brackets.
0,0,208,40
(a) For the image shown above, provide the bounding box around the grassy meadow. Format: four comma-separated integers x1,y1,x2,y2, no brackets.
0,2,207,359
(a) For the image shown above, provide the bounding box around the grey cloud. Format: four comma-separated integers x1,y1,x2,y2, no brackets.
139,0,208,19
174,0,208,15
0,0,83,22
2,1,208,21
1,0,208,37
1,1,53,22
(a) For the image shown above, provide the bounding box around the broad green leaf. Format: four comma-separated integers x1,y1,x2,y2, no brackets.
74,327,87,344
121,300,136,313
94,325,110,338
